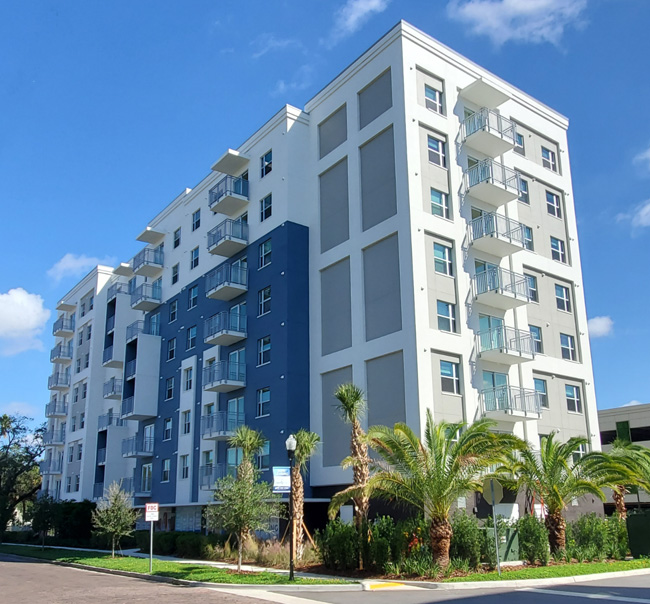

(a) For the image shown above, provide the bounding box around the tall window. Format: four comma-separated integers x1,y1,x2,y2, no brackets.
260,150,272,177
523,225,534,251
566,384,583,413
529,325,543,353
514,132,525,155
257,441,270,470
141,463,152,492
257,387,270,417
534,378,549,408
188,285,198,309
184,367,193,391
182,410,191,434
433,242,453,276
167,338,176,361
560,333,576,361
427,135,446,168
541,146,557,171
186,325,197,350
430,188,450,219
190,247,199,269
82,383,87,399
424,85,443,114
546,191,562,218
77,443,83,461
260,194,272,221
518,178,529,204
258,286,271,316
87,325,92,340
551,237,566,263
161,459,171,482
173,228,181,248
259,239,272,268
440,361,460,394
525,274,538,302
437,301,457,333
150,312,160,336
171,263,179,285
163,418,172,441
180,455,189,479
555,284,571,312
257,336,271,365
165,377,174,400
192,209,201,231
169,299,178,322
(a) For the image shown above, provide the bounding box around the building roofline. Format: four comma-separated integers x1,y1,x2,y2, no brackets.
56,265,115,307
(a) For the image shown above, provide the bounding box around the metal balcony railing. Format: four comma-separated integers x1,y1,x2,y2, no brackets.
201,411,245,438
43,428,66,445
97,448,107,464
50,343,73,362
102,346,114,364
476,325,535,357
121,436,154,457
52,317,74,334
480,386,542,415
135,478,152,495
106,315,115,333
45,401,68,417
468,212,526,247
121,396,134,417
208,175,249,210
462,108,516,144
472,267,530,301
125,360,136,380
107,282,130,300
48,373,71,389
204,311,247,340
119,477,134,493
133,247,164,272
207,219,249,250
202,361,246,388
97,413,124,430
103,377,123,398
130,283,162,307
93,482,105,499
39,459,63,474
205,263,248,294
199,464,232,489
464,159,520,194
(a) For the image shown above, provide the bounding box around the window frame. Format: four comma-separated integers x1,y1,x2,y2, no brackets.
433,242,453,276
551,237,567,263
190,246,199,270
424,84,443,114
182,410,191,435
566,384,583,414
186,325,197,350
257,336,271,366
436,300,457,333
192,209,201,231
167,338,176,361
173,228,181,248
555,284,572,312
260,150,272,178
440,360,460,394
518,177,529,204
259,239,272,268
523,225,534,251
560,333,577,361
161,458,171,483
260,194,272,222
514,132,525,155
427,134,447,168
165,377,174,400
524,274,538,302
430,188,450,219
529,324,543,354
546,190,562,218
188,285,198,309
258,286,271,317
171,263,179,285
257,441,270,470
541,146,557,172
180,454,189,479
534,378,549,408
169,299,178,322
256,387,271,418
184,368,193,391
163,418,172,441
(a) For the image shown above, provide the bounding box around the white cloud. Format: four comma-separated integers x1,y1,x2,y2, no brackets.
47,253,116,284
622,400,647,407
0,288,50,356
587,316,613,338
251,34,303,59
447,0,588,46
633,146,650,172
616,199,650,229
0,401,41,419
322,0,391,48
272,64,315,97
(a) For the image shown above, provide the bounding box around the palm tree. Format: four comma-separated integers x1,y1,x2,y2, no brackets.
360,411,521,568
329,384,370,526
229,425,266,484
292,429,321,560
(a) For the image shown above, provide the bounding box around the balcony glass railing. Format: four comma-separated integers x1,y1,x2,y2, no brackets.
43,429,66,445
468,212,526,247
39,459,63,474
93,483,105,499
201,411,245,437
107,282,129,300
133,247,164,272
97,413,124,430
130,283,162,307
204,311,247,339
121,396,134,417
97,448,107,464
477,325,534,357
50,343,73,362
121,436,154,456
473,267,530,300
202,361,246,387
462,108,516,144
52,317,74,334
102,346,114,364
48,373,71,389
465,159,520,193
199,463,233,489
207,219,249,250
106,315,115,333
45,401,68,417
125,360,136,380
208,175,249,210
205,263,248,294
481,386,542,415
103,377,123,398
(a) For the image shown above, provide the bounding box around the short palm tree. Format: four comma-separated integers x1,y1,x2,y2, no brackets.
229,425,266,484
292,429,321,560
329,384,370,525
360,411,521,568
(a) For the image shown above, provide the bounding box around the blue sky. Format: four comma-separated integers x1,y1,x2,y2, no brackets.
1,0,649,426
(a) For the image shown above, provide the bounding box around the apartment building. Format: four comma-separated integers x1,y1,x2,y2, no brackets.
43,21,601,527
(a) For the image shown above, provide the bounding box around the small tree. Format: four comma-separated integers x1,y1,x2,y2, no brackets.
31,495,58,550
292,429,321,560
229,425,266,484
92,482,139,557
204,474,280,572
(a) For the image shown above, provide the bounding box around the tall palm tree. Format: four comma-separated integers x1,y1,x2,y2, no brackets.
360,411,521,568
329,384,370,526
292,429,321,561
229,425,266,484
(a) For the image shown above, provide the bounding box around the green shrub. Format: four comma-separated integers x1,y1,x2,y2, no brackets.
607,517,629,560
567,513,609,554
517,514,549,566
450,512,481,569
370,536,391,572
175,533,206,559
135,530,150,553
480,516,509,567
315,519,359,570
391,516,428,563
153,531,178,555
2,531,36,544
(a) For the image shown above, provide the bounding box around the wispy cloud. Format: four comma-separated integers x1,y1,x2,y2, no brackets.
587,316,613,338
633,145,650,173
0,288,50,356
622,400,647,408
322,0,391,49
47,253,116,284
447,0,588,46
616,199,650,230
0,401,41,419
272,64,315,97
251,34,304,59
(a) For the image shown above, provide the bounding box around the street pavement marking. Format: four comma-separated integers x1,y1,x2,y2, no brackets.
521,588,650,603
210,588,323,604
366,582,407,590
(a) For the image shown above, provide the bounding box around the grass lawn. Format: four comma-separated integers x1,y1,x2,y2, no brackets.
444,559,650,582
0,544,349,585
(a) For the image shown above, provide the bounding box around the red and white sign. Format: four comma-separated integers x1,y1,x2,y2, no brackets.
145,503,159,522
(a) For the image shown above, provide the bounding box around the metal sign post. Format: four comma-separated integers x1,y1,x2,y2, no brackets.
145,503,159,574
483,478,503,578
490,480,501,577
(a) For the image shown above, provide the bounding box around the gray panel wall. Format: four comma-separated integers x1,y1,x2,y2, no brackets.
321,366,353,467
319,159,350,253
358,69,392,129
319,105,347,159
363,234,402,341
360,127,397,231
367,351,406,428
320,258,352,355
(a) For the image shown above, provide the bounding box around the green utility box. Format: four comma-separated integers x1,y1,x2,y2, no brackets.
484,527,520,562
627,512,650,557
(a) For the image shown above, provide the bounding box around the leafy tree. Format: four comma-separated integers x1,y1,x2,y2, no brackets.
228,425,266,484
92,482,139,557
292,429,320,560
204,474,280,572
31,495,59,549
0,415,44,536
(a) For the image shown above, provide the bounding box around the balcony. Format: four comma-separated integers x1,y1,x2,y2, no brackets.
209,175,249,215
121,436,154,458
468,213,526,257
52,317,74,337
126,319,160,342
93,482,105,500
107,282,129,301
134,477,152,498
50,343,73,363
48,372,71,391
133,247,164,278
103,377,123,399
43,429,65,446
102,345,122,368
207,219,249,257
119,477,134,494
97,413,124,430
201,411,244,440
462,108,516,157
480,386,542,421
459,79,509,109
97,448,107,465
464,159,520,207
472,267,531,310
202,361,246,393
125,360,136,380
120,395,156,421
211,149,249,175
205,263,247,301
106,315,115,333
130,283,162,311
39,459,63,475
199,464,231,490
476,325,535,364
204,311,247,347
45,401,68,418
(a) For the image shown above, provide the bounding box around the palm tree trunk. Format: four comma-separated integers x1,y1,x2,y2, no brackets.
350,420,369,524
237,531,243,572
545,511,566,552
237,459,254,484
429,516,453,569
292,466,305,561
612,486,627,520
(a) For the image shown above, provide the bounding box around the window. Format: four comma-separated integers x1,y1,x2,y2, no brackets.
80,303,86,317
188,285,198,309
257,387,270,417
162,458,171,482
77,443,83,461
74,475,80,491
523,225,534,251
260,194,272,221
167,338,176,361
430,188,450,219
165,377,174,400
192,209,201,231
440,361,460,394
546,191,562,218
66,476,71,493
257,441,270,470
542,146,557,171
141,463,152,492
566,384,583,413
424,84,443,114
89,296,94,310
182,410,191,435
514,132,525,155
555,284,571,312
186,325,197,350
84,353,89,369
560,333,577,361
434,242,453,276
169,300,178,322
79,412,85,429
529,325,543,353
68,445,74,463
572,443,587,465
73,387,79,403
76,359,81,374
150,312,160,336
534,378,549,408
173,228,181,248
78,330,83,345
259,239,272,268
82,383,87,399
163,418,172,441
190,247,199,269
71,416,76,432
427,135,446,168
525,274,538,302
258,286,271,316
180,455,189,479
551,237,566,263
184,368,193,391
260,149,272,177
437,301,457,333
86,324,92,341
518,178,529,204
171,263,179,285
257,336,271,365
